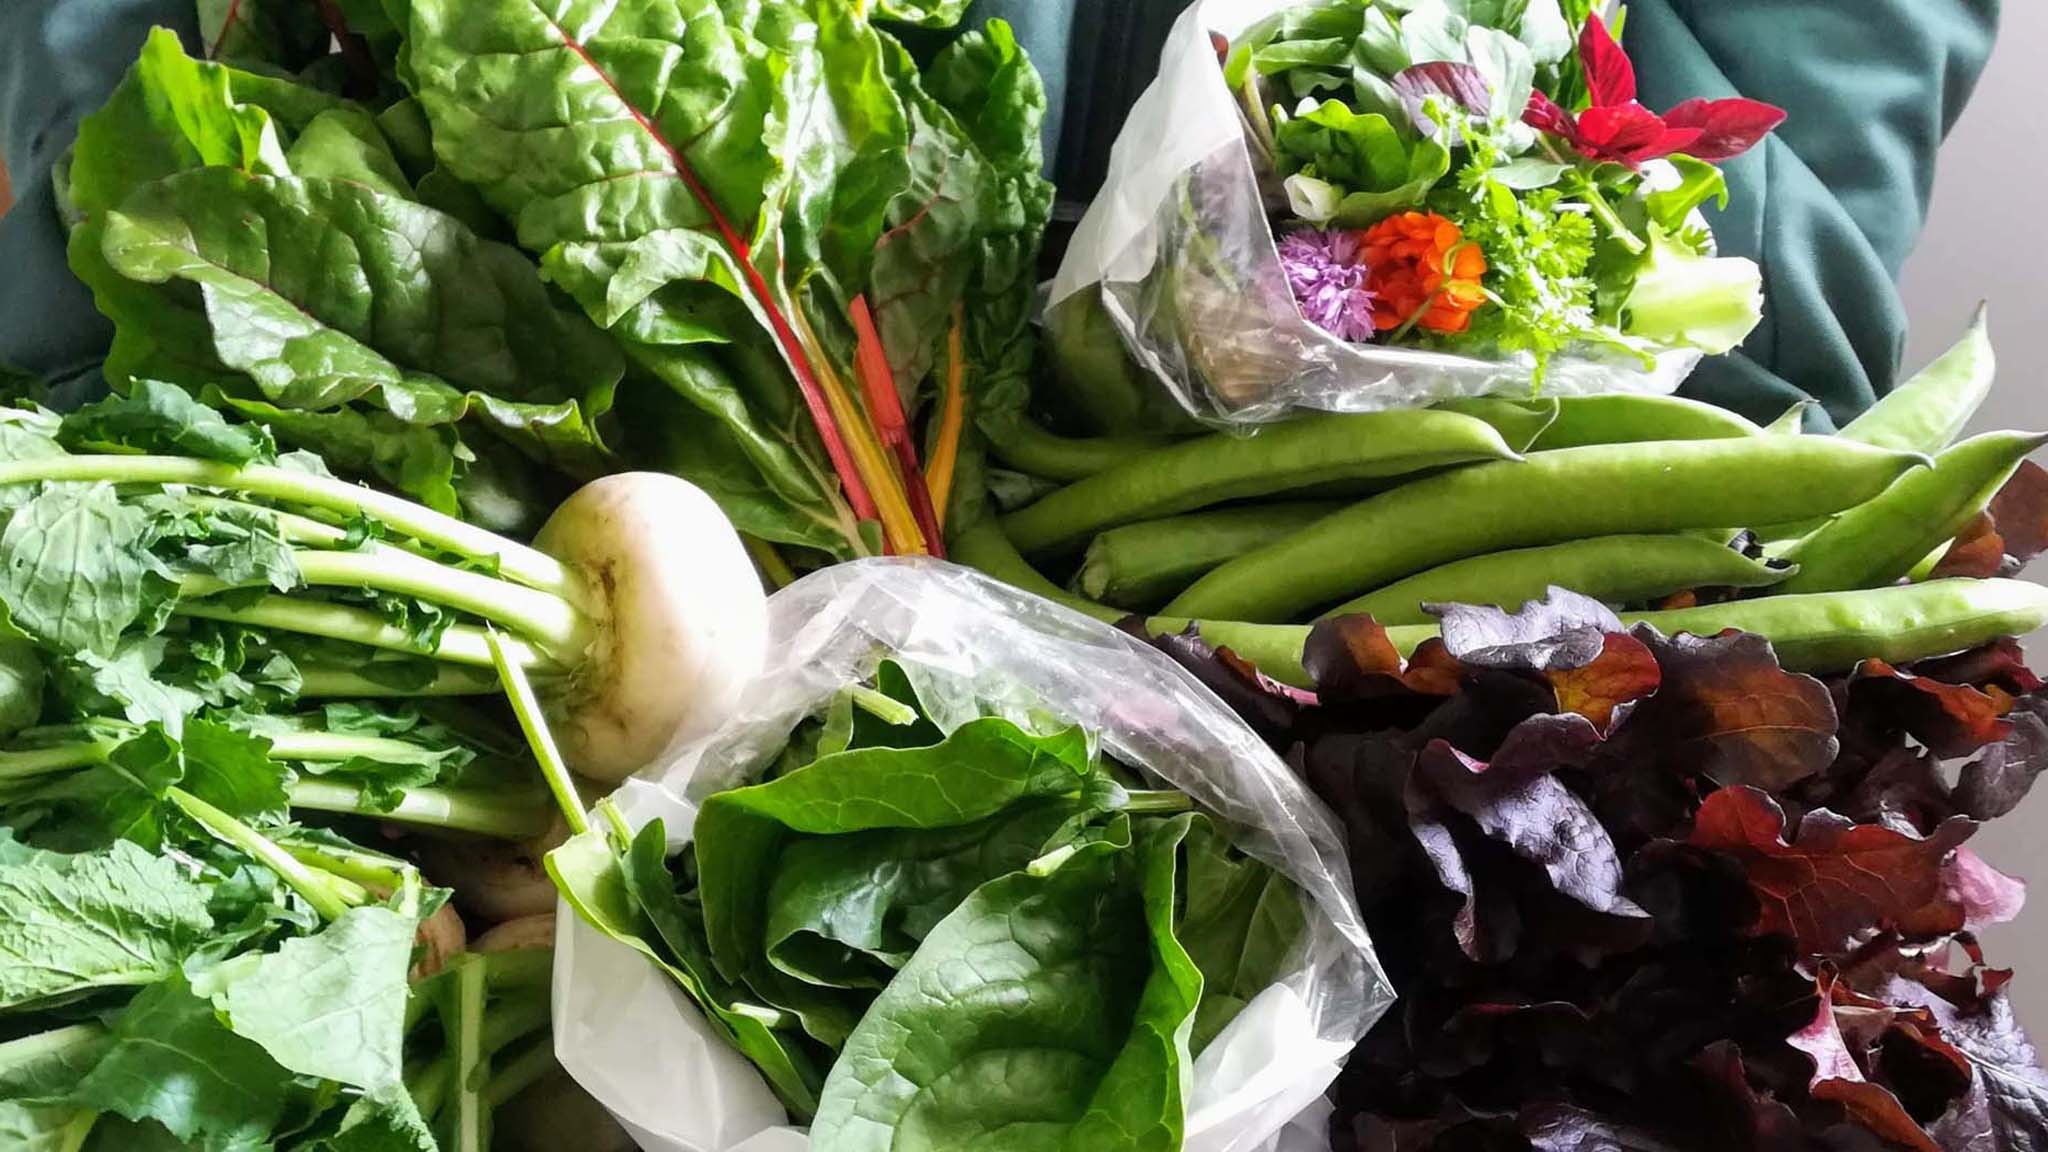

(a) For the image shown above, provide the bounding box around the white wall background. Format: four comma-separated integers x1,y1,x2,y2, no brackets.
1900,1,2048,1028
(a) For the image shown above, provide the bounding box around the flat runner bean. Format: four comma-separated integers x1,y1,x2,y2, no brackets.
1001,409,1521,554
1145,578,2048,688
1332,534,1794,624
1530,393,1761,449
1777,430,2047,594
1434,397,1560,452
1165,438,1926,623
1077,503,1346,610
1837,304,1994,454
981,415,1181,482
949,520,1123,624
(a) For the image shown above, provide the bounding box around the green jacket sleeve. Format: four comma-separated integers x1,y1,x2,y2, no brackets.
0,0,196,407
1625,0,1999,429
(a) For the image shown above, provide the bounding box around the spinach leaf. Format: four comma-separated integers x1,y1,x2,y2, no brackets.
809,815,1202,1152
0,1102,94,1152
1176,818,1308,1052
548,818,826,1118
0,837,213,1010
761,797,1082,988
693,717,1094,980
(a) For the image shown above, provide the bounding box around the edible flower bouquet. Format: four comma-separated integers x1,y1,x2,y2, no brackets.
1047,0,1785,424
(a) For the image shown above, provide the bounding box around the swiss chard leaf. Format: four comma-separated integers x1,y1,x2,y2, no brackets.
693,717,1095,980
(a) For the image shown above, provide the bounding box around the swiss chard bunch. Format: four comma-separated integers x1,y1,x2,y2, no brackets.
1143,590,2048,1151
547,662,1308,1148
63,2,1052,563
1231,0,1781,369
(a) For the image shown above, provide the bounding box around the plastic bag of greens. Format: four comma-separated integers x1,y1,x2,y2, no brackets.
549,559,1389,1152
1044,0,1780,426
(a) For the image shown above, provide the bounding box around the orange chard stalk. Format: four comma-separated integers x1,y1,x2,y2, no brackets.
849,295,947,559
790,308,925,555
924,305,968,524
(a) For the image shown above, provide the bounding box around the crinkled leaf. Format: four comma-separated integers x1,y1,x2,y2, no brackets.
0,837,213,1009
68,973,291,1147
1849,658,2014,760
1624,628,1839,791
1957,695,2048,820
59,380,273,464
1432,587,1619,671
0,483,153,657
1688,786,1977,954
191,905,414,1090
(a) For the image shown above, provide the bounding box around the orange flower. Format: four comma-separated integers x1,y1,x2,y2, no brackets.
1359,211,1489,335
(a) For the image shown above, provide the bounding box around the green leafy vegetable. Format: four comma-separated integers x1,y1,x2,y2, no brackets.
0,836,212,1009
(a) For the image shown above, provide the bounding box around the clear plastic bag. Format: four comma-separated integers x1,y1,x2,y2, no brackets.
1045,0,1701,425
552,559,1391,1152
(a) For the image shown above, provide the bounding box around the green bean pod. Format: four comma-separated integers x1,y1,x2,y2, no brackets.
1837,304,1994,454
1076,503,1346,610
949,519,1124,624
1628,578,2048,671
1147,578,2048,689
1776,430,2047,594
1331,534,1795,625
1434,397,1561,452
1165,438,1927,623
1001,409,1522,554
980,415,1181,482
1530,393,1762,449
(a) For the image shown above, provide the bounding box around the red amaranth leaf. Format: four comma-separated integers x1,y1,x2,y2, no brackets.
1627,629,1839,791
1849,659,2014,760
1660,98,1788,162
1688,787,1976,954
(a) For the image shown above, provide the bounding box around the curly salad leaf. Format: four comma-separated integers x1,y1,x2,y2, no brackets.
546,663,1307,1146
1142,590,2048,1152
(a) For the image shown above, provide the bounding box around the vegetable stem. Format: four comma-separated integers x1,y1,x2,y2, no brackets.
924,305,968,525
1120,790,1197,815
297,664,504,698
487,630,589,836
184,548,590,655
287,779,555,840
169,787,360,920
0,455,577,597
282,838,414,893
0,738,118,781
484,1035,554,1108
850,294,946,558
174,596,555,670
439,954,490,1152
744,535,796,591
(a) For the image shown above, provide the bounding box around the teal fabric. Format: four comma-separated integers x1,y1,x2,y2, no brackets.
0,0,195,407
0,0,2002,426
1626,0,2000,429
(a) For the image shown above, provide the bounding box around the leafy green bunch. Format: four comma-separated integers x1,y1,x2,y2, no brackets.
549,662,1308,1148
63,0,1054,562
0,389,585,1151
1231,0,1770,369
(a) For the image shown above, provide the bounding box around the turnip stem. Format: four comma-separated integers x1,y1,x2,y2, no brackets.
287,778,554,840
186,495,349,546
0,455,577,598
484,1035,554,1108
297,664,503,697
179,548,590,656
487,631,589,836
174,596,554,670
0,738,119,780
169,786,361,920
269,731,455,763
440,954,491,1152
283,839,414,893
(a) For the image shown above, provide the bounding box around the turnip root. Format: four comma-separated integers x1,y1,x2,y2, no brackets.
533,473,768,783
411,902,469,981
5,455,770,786
474,912,554,953
416,819,569,925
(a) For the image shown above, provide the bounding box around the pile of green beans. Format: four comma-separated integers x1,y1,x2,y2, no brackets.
961,310,2048,682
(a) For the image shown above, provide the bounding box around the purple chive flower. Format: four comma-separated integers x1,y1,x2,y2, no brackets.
1278,228,1377,342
